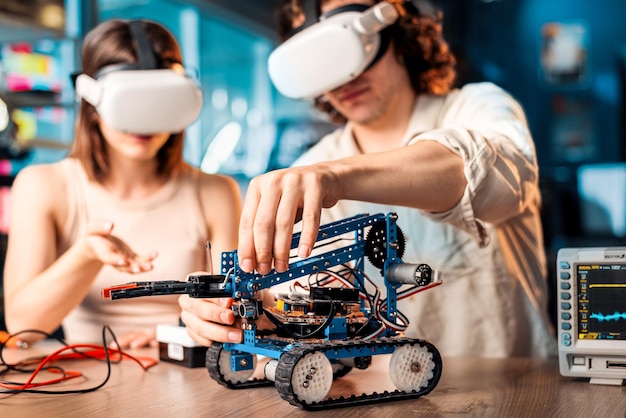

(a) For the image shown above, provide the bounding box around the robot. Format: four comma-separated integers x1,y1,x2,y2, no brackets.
103,212,443,410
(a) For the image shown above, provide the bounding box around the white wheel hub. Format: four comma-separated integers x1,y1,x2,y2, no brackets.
291,351,333,403
389,343,434,392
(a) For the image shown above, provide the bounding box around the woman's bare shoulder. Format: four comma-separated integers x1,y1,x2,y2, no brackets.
12,160,70,204
14,160,67,185
194,168,240,197
192,168,242,219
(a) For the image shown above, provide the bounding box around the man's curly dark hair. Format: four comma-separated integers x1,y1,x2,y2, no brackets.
276,0,457,124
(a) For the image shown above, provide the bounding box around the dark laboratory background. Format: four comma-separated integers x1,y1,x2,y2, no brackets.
1,0,626,335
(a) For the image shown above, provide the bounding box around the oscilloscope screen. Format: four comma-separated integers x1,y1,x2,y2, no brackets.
577,264,626,339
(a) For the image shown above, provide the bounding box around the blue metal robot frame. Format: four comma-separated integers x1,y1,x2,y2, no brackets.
218,212,413,369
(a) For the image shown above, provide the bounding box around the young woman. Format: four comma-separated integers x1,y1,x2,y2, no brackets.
3,19,241,348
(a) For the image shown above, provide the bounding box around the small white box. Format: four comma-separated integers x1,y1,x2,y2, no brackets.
156,324,206,368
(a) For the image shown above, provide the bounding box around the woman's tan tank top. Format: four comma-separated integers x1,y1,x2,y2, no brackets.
58,158,208,343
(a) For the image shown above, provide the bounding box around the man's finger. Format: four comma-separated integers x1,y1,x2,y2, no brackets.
298,187,323,258
250,180,282,275
273,191,302,272
238,182,261,272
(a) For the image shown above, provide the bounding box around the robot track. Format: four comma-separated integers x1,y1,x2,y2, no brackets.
274,337,442,410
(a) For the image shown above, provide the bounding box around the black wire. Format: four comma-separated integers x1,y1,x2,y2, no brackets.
331,258,409,338
0,365,67,386
0,325,120,394
288,237,354,260
1,327,124,374
300,259,380,339
263,308,299,337
0,329,68,375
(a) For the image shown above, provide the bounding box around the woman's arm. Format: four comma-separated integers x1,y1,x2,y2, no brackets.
3,164,157,341
4,164,101,338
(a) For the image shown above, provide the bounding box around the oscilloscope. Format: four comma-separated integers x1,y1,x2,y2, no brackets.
557,247,626,385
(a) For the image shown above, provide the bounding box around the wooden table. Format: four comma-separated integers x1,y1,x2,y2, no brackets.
2,342,626,417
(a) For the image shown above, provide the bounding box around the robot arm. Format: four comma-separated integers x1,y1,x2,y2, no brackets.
102,274,230,300
102,212,440,302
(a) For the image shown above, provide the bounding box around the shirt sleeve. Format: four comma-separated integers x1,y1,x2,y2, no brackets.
408,82,541,246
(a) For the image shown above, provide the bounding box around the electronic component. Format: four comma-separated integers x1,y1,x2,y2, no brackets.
103,212,443,409
557,247,626,385
267,287,363,339
156,324,206,368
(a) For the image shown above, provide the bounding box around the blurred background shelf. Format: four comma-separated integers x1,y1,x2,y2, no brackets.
3,90,69,109
0,0,65,44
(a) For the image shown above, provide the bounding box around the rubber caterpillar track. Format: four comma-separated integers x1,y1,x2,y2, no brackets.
207,337,442,410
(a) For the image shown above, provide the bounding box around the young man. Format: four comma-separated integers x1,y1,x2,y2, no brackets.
182,0,556,357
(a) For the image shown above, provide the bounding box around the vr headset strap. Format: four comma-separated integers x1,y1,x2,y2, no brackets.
405,0,437,19
128,20,157,70
302,0,321,29
286,0,320,37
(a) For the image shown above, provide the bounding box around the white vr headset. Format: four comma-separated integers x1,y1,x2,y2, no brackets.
75,69,202,135
74,20,202,135
268,1,400,99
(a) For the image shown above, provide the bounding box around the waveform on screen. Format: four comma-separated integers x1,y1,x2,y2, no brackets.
590,312,626,322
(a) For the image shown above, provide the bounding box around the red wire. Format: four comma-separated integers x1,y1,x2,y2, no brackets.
0,369,83,390
1,344,157,391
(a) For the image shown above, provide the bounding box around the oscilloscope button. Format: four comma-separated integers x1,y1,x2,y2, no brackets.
560,272,570,280
560,261,570,269
561,302,571,310
561,339,571,346
561,312,571,320
560,282,571,290
562,332,571,340
561,323,572,330
561,292,571,300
